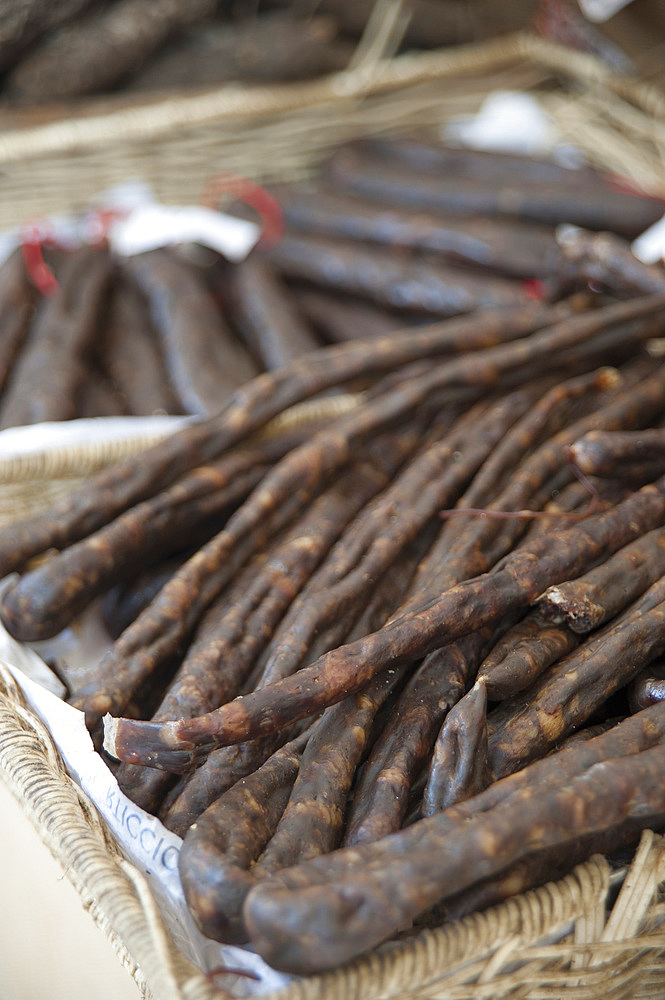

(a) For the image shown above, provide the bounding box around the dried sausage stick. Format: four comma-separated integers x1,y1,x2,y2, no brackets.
266,234,535,317
125,249,259,416
103,555,187,641
183,672,403,944
248,702,665,894
327,148,665,239
227,256,321,369
487,573,665,779
157,414,459,825
538,525,665,633
250,540,432,857
162,535,427,835
555,720,621,749
354,137,606,190
278,186,563,279
267,399,486,596
7,0,217,101
105,477,665,770
179,728,311,945
519,478,602,543
294,288,417,344
247,391,530,696
401,367,620,614
0,245,113,428
115,424,420,812
83,369,511,731
115,550,274,815
446,368,616,510
482,368,665,551
162,509,442,833
475,611,579,702
434,358,665,590
181,666,407,941
243,714,665,973
162,523,435,832
183,424,426,678
337,373,607,841
595,458,665,486
76,373,471,730
102,275,180,416
433,817,644,927
162,717,315,837
399,361,650,622
0,431,305,642
558,228,665,297
183,700,633,943
341,532,433,647
571,427,665,477
0,297,563,578
257,669,404,872
422,679,489,815
344,632,487,845
252,465,440,691
0,248,37,397
129,12,348,91
533,311,665,376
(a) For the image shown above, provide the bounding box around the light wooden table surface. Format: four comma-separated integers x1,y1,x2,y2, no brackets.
0,778,140,1000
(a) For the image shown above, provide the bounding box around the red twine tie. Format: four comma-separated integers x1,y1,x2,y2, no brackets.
199,173,284,250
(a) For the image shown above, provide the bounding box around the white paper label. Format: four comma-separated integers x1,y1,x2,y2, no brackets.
109,204,259,261
443,91,558,156
632,213,665,264
578,0,634,23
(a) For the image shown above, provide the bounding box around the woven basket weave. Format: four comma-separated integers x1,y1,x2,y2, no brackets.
2,30,665,228
3,29,665,1000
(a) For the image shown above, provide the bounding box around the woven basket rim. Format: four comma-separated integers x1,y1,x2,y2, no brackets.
0,31,663,166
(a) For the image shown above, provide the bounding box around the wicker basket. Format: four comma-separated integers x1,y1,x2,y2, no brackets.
3,29,665,1000
2,30,665,228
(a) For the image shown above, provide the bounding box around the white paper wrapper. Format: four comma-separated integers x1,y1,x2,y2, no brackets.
0,418,290,996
